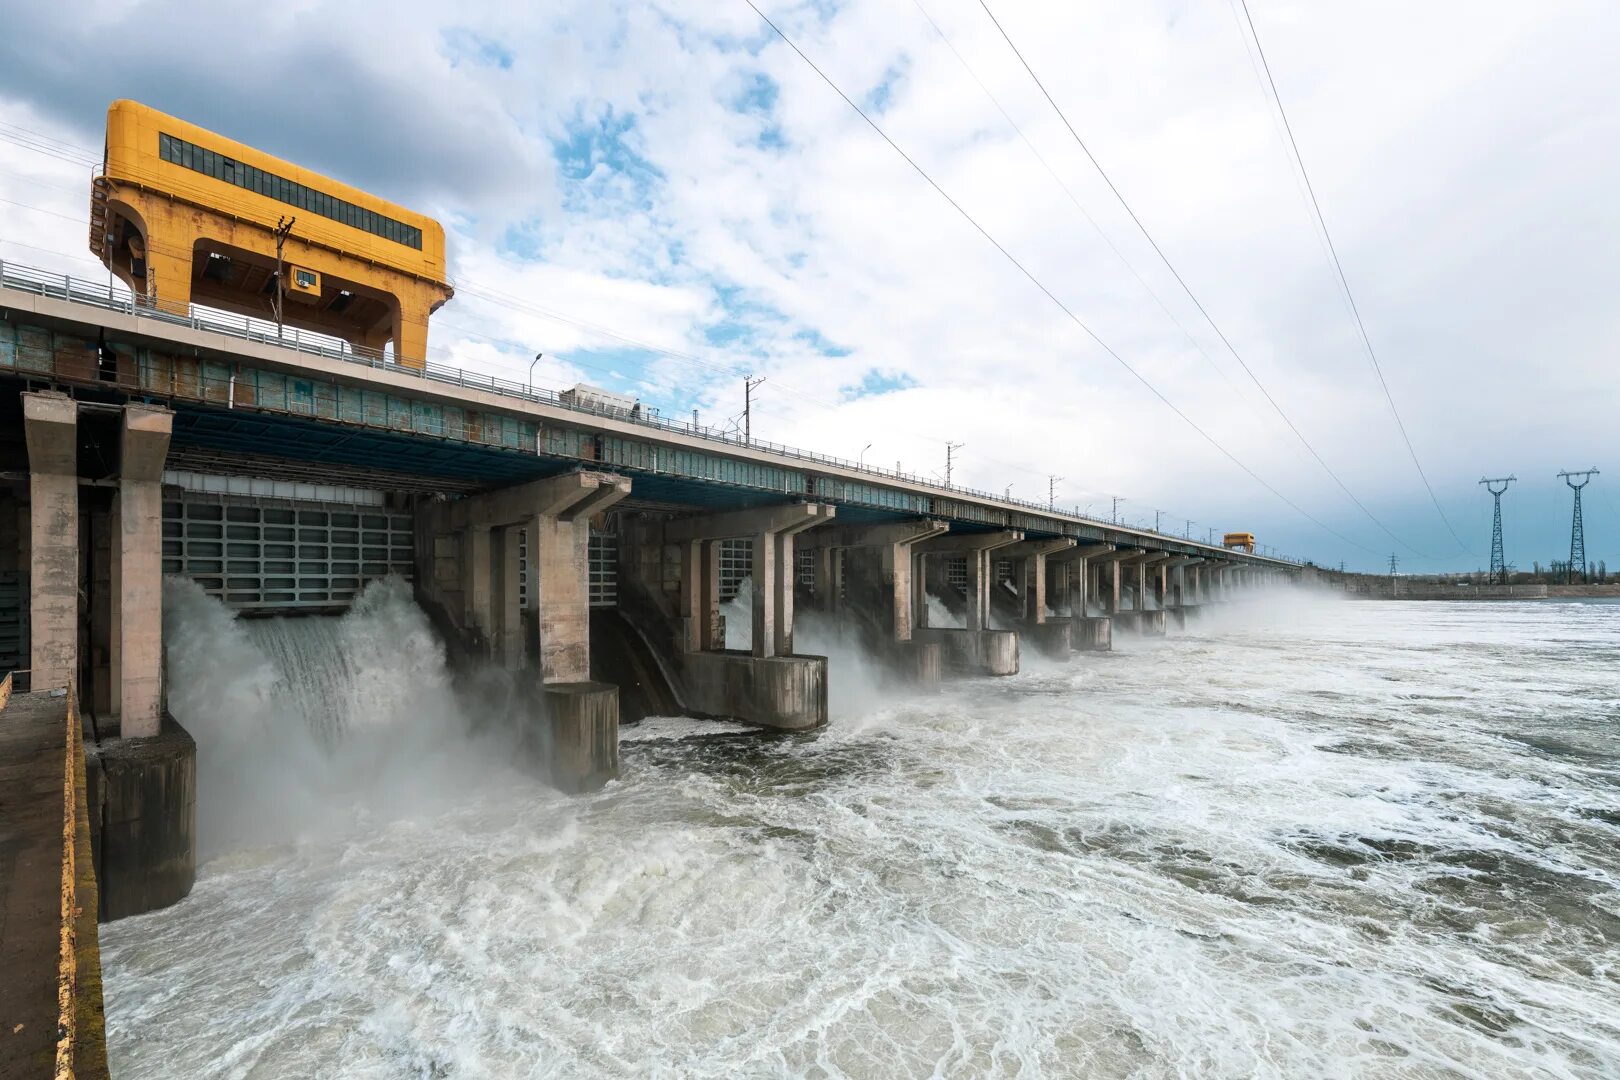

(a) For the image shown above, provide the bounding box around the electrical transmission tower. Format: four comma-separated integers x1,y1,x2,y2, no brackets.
1479,476,1516,585
1558,468,1599,583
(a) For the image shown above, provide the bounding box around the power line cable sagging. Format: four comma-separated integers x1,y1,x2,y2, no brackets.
1232,0,1472,555
971,0,1423,557
745,0,1376,554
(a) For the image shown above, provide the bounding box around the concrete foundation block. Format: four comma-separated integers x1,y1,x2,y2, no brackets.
679,651,828,730
1169,607,1187,630
1024,619,1073,658
535,682,619,794
916,628,1019,676
887,639,941,690
1138,610,1168,636
1112,611,1141,632
85,715,196,920
1075,617,1112,651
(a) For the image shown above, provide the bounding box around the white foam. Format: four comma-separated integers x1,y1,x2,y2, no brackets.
104,589,1620,1078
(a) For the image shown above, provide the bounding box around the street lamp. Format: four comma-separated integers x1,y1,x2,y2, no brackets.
858,442,872,467
529,352,542,395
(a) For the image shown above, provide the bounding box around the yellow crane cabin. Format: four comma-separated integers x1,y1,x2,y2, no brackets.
90,99,453,368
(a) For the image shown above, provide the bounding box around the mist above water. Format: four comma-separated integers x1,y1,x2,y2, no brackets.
161,576,522,857
109,589,1620,1078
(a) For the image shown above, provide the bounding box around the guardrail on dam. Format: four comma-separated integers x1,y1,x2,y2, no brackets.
0,260,1302,957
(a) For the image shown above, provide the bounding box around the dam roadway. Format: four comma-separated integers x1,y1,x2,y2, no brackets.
0,257,1304,1068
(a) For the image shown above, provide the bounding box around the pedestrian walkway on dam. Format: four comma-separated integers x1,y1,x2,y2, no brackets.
0,688,107,1080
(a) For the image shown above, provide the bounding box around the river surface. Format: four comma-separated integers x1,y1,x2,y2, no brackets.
102,586,1620,1078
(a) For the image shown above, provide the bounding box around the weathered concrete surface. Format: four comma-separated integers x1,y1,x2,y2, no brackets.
915,627,1019,677
1074,617,1112,651
85,715,196,921
115,404,173,739
535,682,619,793
888,639,942,690
679,651,828,731
23,392,77,693
1024,618,1073,658
0,691,108,1080
1137,610,1168,636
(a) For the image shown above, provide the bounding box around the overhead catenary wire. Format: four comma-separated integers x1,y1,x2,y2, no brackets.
0,139,1073,480
744,0,1378,555
973,0,1425,558
0,114,1230,528
1232,0,1473,556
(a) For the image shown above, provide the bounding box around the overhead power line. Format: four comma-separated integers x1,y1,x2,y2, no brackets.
973,0,1423,557
744,0,1377,555
1234,0,1473,555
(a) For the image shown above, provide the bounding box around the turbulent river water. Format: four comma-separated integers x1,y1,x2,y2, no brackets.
102,582,1620,1078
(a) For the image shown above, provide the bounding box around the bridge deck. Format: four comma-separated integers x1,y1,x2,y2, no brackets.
0,691,69,1077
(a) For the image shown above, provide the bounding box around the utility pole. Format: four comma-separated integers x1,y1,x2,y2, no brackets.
1207,526,1215,544
1185,519,1193,538
1154,509,1163,533
1111,496,1123,523
271,215,295,335
1479,475,1516,586
1047,475,1062,511
1557,468,1599,584
945,442,964,486
743,375,766,444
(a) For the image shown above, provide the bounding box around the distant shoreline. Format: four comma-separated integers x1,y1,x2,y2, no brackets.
1344,583,1620,602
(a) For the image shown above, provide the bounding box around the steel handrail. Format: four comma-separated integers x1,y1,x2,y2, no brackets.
0,257,1305,565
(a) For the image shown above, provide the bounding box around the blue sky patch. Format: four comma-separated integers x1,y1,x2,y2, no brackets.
442,28,513,70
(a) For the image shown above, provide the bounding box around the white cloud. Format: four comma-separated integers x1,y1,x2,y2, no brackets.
3,0,1617,569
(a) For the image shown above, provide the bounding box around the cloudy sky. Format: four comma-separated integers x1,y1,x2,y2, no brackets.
2,0,1616,572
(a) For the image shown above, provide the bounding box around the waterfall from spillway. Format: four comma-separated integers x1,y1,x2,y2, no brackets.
163,575,508,856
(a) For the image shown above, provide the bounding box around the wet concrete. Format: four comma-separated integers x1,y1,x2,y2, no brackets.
0,691,71,1077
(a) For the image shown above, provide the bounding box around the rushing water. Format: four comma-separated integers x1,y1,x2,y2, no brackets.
104,587,1620,1078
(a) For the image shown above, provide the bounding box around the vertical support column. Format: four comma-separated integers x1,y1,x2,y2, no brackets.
1106,559,1122,615
115,404,172,738
492,526,523,667
700,539,724,650
1024,555,1048,624
965,549,986,631
463,525,493,652
773,530,795,657
750,531,777,657
1051,558,1070,615
1136,561,1148,611
912,552,929,629
815,547,836,612
1075,559,1089,615
530,512,590,681
23,392,77,693
678,539,704,651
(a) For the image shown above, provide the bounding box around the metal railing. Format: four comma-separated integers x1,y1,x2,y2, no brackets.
0,257,1305,566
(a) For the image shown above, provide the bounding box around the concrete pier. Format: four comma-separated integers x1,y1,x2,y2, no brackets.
618,503,836,730
1074,617,1112,650
417,470,632,785
915,529,1023,676
799,519,949,688
22,392,78,693
915,626,1019,677
535,682,619,793
85,715,196,920
112,404,173,738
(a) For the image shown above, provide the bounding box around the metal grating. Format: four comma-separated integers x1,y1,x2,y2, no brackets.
719,538,751,601
162,493,413,610
589,532,617,608
797,548,815,587
945,555,968,591
0,571,27,690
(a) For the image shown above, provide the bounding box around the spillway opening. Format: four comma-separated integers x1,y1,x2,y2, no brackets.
162,574,530,856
